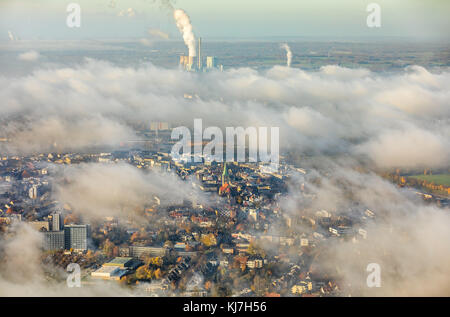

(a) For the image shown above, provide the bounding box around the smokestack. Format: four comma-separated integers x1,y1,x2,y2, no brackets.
281,43,293,67
173,9,196,57
198,38,202,70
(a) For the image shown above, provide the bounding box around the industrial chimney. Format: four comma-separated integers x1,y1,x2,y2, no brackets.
198,37,202,70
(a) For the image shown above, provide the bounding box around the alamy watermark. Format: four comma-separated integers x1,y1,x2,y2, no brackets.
66,263,81,288
366,263,381,288
171,119,280,172
66,3,81,28
367,3,381,28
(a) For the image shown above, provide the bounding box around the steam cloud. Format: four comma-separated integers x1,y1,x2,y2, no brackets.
281,43,293,67
173,9,196,57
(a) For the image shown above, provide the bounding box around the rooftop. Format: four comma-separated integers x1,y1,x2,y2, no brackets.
103,257,134,267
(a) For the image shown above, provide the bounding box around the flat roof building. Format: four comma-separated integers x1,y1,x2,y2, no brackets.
91,266,128,280
43,231,65,251
129,246,167,258
103,257,141,270
64,224,90,251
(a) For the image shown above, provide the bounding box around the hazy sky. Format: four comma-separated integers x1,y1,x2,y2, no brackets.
1,0,449,40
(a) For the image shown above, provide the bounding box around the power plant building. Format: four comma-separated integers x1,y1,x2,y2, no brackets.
206,56,216,69
179,38,222,72
179,55,194,71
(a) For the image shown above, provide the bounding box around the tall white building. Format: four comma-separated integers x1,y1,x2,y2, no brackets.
29,185,38,199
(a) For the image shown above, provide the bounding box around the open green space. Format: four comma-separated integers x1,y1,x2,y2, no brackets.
409,174,450,187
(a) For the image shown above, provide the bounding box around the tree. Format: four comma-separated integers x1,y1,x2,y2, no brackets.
135,266,147,280
201,233,217,247
154,268,162,280
146,269,154,280
252,275,266,295
86,250,94,259
130,232,139,242
102,239,116,258
136,265,153,280
248,242,266,258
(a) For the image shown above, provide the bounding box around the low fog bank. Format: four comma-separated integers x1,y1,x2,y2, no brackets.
0,60,448,170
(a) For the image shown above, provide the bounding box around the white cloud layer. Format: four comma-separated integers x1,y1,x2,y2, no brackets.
1,60,448,170
17,50,40,61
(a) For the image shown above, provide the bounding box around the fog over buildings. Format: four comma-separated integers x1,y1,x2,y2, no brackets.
0,59,448,169
0,1,449,298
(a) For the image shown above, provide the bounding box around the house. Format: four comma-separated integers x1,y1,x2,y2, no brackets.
174,242,187,251
247,257,263,269
221,245,234,255
291,280,313,295
234,255,248,270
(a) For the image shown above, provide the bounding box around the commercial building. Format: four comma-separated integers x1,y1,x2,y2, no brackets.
64,224,90,251
30,220,50,232
129,246,167,258
43,231,65,251
103,257,141,270
91,265,127,280
91,257,142,281
51,213,63,231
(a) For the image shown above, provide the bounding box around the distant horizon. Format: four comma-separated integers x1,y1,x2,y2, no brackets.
2,1,449,42
2,35,450,44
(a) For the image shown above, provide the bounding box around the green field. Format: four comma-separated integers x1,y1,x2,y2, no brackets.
409,174,450,187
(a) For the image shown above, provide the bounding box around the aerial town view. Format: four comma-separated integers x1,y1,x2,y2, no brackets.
0,0,449,303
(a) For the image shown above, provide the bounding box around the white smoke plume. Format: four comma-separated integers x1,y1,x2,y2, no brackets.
281,43,293,67
173,9,196,57
8,30,15,41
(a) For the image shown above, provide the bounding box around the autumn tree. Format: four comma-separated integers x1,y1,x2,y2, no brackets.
154,268,162,280
102,239,116,258
136,265,154,280
200,233,217,247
